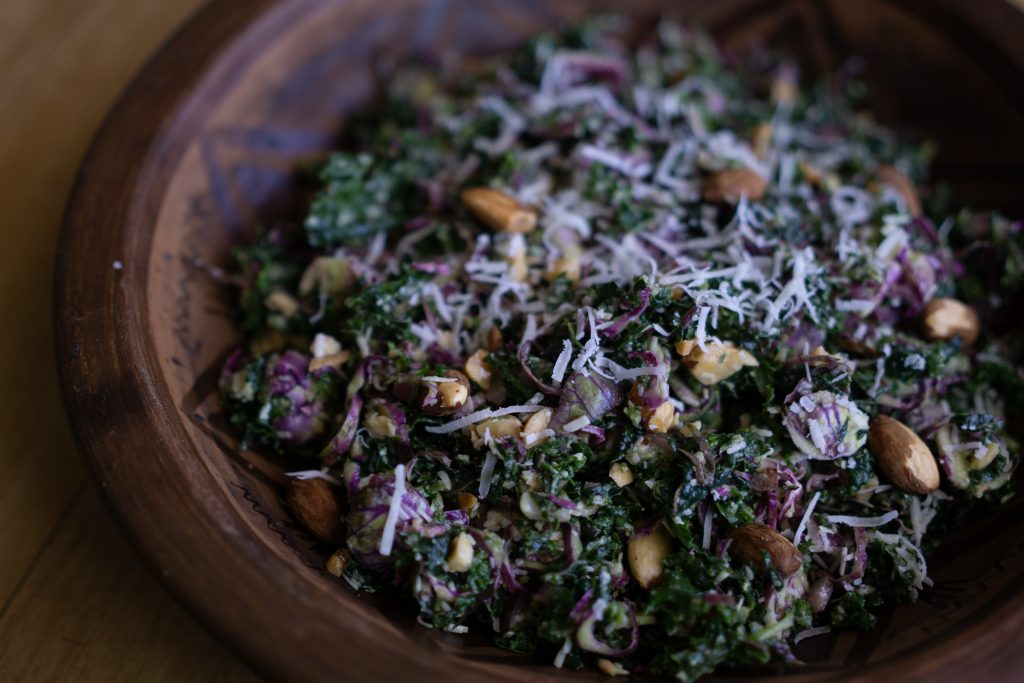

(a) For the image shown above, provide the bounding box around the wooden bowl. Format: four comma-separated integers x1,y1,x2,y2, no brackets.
56,1,1024,681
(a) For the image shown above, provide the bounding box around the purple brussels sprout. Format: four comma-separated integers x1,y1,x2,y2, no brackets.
784,389,868,460
550,371,624,433
935,422,1017,498
265,351,333,446
573,596,639,657
345,470,433,570
221,349,334,447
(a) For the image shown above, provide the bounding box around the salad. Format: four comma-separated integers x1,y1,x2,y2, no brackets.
218,17,1024,681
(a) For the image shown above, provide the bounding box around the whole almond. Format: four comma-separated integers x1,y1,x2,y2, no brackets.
867,415,940,494
728,523,802,577
627,524,672,589
461,187,537,233
921,298,979,346
877,165,922,216
702,167,768,203
286,478,344,543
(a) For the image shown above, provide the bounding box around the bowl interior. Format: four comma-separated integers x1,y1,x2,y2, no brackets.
96,0,1024,680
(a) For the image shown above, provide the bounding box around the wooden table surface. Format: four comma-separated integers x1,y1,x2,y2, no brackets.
2,1,1023,681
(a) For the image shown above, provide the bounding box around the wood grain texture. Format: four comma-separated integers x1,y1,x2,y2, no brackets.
0,0,257,679
53,1,1024,682
0,488,256,683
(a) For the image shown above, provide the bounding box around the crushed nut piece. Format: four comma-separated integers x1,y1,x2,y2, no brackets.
446,532,476,572
469,415,523,449
264,290,300,318
325,549,349,577
521,408,553,448
676,340,758,385
463,349,494,390
609,462,634,487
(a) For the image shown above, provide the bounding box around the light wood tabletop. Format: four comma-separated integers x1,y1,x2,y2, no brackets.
2,1,1023,681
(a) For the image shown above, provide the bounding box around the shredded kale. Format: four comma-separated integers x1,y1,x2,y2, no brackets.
305,131,446,247
829,592,877,631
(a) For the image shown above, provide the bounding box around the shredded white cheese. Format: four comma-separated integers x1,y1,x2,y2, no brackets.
794,626,832,644
826,510,899,528
701,509,713,550
285,470,342,485
552,339,573,383
793,491,821,546
425,404,545,434
479,447,498,498
563,415,592,433
724,437,747,455
379,464,406,557
553,635,573,668
807,417,828,452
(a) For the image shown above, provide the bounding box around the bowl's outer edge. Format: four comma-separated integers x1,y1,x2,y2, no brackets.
51,2,466,682
54,0,1024,682
52,1,310,680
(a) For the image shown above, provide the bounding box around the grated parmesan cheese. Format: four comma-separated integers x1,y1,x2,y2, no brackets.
286,469,342,485
552,339,573,383
379,464,407,557
794,626,831,644
701,509,713,550
479,446,499,498
826,510,899,528
426,404,545,434
563,415,592,433
793,491,821,546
